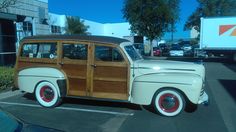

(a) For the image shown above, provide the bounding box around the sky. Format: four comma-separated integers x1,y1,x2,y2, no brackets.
48,0,199,39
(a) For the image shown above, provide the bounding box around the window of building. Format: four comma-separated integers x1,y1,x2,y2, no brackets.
63,43,88,60
21,43,57,59
95,46,123,62
51,25,61,34
23,22,33,35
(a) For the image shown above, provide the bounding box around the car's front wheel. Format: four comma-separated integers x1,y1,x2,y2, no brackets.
153,89,185,117
35,81,61,107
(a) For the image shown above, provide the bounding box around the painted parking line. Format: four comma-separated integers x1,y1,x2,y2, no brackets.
0,101,134,116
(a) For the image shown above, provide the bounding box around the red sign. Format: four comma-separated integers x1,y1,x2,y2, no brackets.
219,25,236,36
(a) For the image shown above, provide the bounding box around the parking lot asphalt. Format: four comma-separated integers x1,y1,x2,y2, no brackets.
0,58,235,132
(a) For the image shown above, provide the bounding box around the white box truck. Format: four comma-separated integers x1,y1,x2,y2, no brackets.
199,17,236,61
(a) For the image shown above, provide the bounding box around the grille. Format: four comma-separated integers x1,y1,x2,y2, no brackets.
200,88,204,96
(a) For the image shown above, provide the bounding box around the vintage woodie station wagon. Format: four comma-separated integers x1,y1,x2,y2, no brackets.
14,35,208,116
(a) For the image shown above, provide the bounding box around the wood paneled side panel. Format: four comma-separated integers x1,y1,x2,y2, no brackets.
92,93,128,100
93,80,127,93
68,78,86,95
18,61,57,70
62,64,87,77
94,66,127,79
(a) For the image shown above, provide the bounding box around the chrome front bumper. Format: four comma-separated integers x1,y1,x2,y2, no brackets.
198,92,209,106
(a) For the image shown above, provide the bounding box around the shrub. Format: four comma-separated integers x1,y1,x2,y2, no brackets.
0,67,14,92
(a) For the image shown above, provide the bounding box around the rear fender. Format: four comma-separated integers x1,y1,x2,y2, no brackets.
18,67,66,97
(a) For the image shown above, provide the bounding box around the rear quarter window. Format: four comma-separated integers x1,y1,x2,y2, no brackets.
21,43,57,59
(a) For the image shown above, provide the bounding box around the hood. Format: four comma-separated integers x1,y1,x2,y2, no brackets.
134,59,205,79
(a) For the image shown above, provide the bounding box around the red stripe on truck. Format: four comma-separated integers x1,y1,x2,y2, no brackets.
219,25,236,35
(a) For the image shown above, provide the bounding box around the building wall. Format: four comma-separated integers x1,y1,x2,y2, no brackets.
48,13,66,34
1,0,50,35
103,23,131,38
49,13,105,35
83,19,105,36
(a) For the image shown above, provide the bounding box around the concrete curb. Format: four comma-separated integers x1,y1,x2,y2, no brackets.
0,90,22,100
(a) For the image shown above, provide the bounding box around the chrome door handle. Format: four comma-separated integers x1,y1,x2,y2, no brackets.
59,62,64,65
91,64,97,68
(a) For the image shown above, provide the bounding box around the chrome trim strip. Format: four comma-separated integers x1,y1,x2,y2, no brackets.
131,67,196,71
163,68,196,71
131,67,152,69
18,75,64,79
134,81,192,86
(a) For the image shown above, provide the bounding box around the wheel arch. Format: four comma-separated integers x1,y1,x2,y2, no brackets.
18,67,67,97
152,87,188,105
34,80,61,97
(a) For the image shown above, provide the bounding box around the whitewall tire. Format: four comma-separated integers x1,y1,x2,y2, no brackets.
35,81,61,107
154,89,185,117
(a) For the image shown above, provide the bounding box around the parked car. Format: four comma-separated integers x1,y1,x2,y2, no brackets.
133,43,144,55
159,44,169,56
182,44,192,51
182,44,193,56
178,40,190,47
15,35,208,117
0,107,63,132
169,44,184,57
153,47,162,56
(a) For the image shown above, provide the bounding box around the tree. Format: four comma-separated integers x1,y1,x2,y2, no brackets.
167,0,180,42
0,0,17,11
123,0,180,56
65,16,90,35
184,0,236,32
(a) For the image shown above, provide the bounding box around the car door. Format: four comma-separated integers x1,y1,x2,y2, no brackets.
60,42,89,96
89,44,130,100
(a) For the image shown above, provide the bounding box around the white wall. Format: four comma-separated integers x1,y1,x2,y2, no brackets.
48,13,67,34
49,13,66,27
103,23,131,38
83,19,104,35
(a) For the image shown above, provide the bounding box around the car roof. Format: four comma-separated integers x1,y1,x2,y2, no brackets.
22,35,130,45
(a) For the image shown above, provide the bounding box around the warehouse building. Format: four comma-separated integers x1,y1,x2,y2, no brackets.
0,0,49,65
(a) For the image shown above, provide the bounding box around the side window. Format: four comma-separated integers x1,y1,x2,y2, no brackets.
95,46,124,62
37,44,57,59
21,44,38,58
63,43,88,60
21,43,57,59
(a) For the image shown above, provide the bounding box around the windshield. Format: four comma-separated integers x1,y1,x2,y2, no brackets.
0,110,22,131
125,45,143,61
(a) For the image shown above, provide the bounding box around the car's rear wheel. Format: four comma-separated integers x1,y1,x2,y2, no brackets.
35,82,61,107
154,89,185,116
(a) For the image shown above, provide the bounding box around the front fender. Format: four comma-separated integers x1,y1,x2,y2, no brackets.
130,72,203,105
18,67,66,97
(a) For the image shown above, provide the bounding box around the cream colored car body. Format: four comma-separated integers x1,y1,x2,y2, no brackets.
17,42,207,106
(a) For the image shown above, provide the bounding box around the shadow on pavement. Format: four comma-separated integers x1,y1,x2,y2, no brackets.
223,63,236,73
63,97,142,110
23,93,142,111
23,93,35,100
219,79,236,103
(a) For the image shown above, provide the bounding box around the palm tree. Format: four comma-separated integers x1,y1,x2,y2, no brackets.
65,16,90,35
